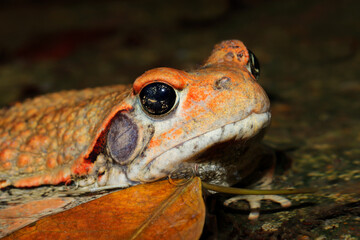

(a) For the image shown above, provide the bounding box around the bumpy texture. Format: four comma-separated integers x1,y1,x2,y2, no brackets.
0,40,268,190
0,85,130,187
0,40,277,237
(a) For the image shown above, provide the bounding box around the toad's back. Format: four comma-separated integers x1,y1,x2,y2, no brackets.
0,40,270,190
0,85,129,182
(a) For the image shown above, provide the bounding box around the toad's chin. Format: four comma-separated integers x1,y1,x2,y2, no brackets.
132,111,271,182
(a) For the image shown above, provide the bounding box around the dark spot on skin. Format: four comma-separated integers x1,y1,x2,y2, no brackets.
237,51,244,61
219,125,225,139
221,41,240,49
250,124,253,129
214,76,232,90
225,52,234,61
28,222,37,228
147,124,155,135
97,171,105,177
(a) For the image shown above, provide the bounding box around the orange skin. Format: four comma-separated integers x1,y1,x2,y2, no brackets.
0,40,269,188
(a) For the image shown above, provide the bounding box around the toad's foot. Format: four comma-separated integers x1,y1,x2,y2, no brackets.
224,153,291,220
224,194,291,220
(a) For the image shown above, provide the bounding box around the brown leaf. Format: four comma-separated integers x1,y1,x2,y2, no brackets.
0,197,74,237
4,177,205,240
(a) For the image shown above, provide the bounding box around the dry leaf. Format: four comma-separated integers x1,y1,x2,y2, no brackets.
3,177,205,240
0,197,74,237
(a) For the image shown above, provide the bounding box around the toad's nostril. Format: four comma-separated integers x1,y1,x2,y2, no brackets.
214,76,232,90
225,52,235,61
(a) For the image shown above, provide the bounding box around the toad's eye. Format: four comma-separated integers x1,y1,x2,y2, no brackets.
247,50,260,80
139,82,177,116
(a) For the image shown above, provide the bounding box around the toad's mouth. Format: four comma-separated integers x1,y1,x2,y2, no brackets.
130,112,271,182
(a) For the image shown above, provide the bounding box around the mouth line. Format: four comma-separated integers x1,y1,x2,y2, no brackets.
145,111,271,171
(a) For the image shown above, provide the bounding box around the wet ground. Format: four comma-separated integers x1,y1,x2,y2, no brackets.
0,0,359,239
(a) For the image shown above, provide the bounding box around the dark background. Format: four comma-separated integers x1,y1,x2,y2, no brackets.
0,0,359,238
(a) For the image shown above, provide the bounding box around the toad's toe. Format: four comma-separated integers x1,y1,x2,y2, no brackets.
224,194,291,220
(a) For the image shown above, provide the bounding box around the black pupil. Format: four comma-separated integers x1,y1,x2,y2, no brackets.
248,50,260,80
139,82,177,115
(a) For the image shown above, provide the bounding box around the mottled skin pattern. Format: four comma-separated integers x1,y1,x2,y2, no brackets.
0,40,269,189
0,40,289,236
0,86,130,187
